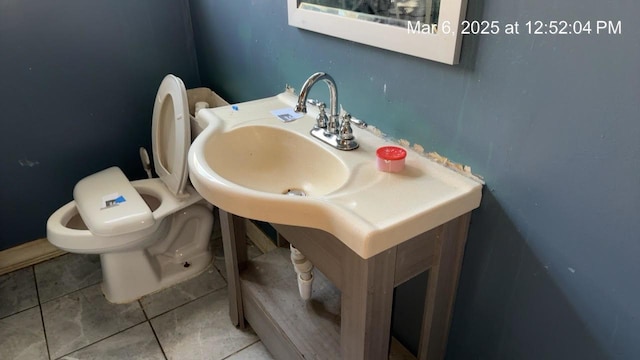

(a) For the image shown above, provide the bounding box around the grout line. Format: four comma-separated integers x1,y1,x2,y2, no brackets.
145,285,228,321
34,254,104,305
38,280,102,304
148,320,169,360
213,259,229,283
53,320,148,359
139,299,150,321
33,265,52,360
220,340,261,359
34,255,148,359
39,280,103,306
29,251,230,359
0,304,40,321
137,299,169,359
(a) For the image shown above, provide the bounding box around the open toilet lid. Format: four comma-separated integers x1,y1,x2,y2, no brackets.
152,74,190,198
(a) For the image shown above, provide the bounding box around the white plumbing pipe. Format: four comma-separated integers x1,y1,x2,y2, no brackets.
290,245,314,300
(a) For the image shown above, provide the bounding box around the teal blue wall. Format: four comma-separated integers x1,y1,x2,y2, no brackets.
1,0,638,357
0,0,199,249
190,0,639,358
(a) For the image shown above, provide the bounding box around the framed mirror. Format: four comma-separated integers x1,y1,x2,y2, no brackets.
287,0,468,65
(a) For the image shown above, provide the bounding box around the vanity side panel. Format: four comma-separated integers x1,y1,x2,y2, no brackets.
394,227,439,287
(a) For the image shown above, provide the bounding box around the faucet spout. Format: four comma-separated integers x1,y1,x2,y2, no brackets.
295,72,359,151
294,72,339,124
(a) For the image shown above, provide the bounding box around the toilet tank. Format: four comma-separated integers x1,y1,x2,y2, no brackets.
186,87,229,138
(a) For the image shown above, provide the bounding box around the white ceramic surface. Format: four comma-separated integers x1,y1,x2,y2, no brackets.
204,125,349,196
189,91,483,259
152,74,191,198
46,75,214,303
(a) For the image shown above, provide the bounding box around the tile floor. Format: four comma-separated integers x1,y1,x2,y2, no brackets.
0,240,274,360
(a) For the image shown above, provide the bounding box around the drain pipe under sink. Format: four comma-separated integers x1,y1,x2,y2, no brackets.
290,245,314,300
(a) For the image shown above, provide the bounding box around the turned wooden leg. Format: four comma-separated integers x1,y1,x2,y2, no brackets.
219,209,248,328
418,213,471,360
340,248,397,359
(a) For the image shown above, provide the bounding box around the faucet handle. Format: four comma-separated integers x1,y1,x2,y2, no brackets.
350,117,367,129
339,113,354,141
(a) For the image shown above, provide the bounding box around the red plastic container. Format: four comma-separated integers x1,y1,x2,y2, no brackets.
376,146,407,173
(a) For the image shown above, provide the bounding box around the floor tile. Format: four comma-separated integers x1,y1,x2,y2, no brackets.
151,288,258,360
213,256,227,280
225,341,274,360
59,322,164,360
0,306,48,360
42,283,146,359
35,253,102,302
141,265,226,318
0,266,38,318
212,235,227,280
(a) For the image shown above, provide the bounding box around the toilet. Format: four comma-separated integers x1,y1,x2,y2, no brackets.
47,74,214,304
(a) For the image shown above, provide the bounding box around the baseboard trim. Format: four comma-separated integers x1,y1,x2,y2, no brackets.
0,223,271,276
0,239,66,276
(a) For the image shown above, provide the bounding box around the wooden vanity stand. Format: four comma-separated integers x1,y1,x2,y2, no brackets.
220,209,471,360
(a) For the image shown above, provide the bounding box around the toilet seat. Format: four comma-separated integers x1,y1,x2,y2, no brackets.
152,74,190,198
51,74,202,244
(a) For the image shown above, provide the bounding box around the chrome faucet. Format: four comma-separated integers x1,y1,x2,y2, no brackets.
294,72,362,151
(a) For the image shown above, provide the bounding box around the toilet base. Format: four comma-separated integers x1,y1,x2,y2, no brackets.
100,249,213,303
99,204,214,304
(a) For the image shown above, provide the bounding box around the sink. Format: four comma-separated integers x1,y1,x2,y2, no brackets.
188,91,483,259
203,125,349,196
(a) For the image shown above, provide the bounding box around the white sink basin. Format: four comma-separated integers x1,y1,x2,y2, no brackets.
188,91,482,259
204,125,349,197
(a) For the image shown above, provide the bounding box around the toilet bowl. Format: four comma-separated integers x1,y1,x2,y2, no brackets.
46,75,214,303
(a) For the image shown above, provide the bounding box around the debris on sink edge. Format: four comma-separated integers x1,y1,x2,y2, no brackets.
365,124,484,185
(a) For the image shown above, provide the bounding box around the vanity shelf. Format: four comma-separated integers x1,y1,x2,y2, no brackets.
220,209,472,360
242,248,343,359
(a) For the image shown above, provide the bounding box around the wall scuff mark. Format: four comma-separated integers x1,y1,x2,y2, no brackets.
18,159,40,167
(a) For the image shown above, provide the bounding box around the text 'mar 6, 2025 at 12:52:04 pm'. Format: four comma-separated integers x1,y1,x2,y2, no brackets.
408,19,622,36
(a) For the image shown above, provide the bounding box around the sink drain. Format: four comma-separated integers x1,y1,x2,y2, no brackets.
283,188,307,197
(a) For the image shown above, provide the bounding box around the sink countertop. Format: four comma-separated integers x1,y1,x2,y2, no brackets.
188,92,482,259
